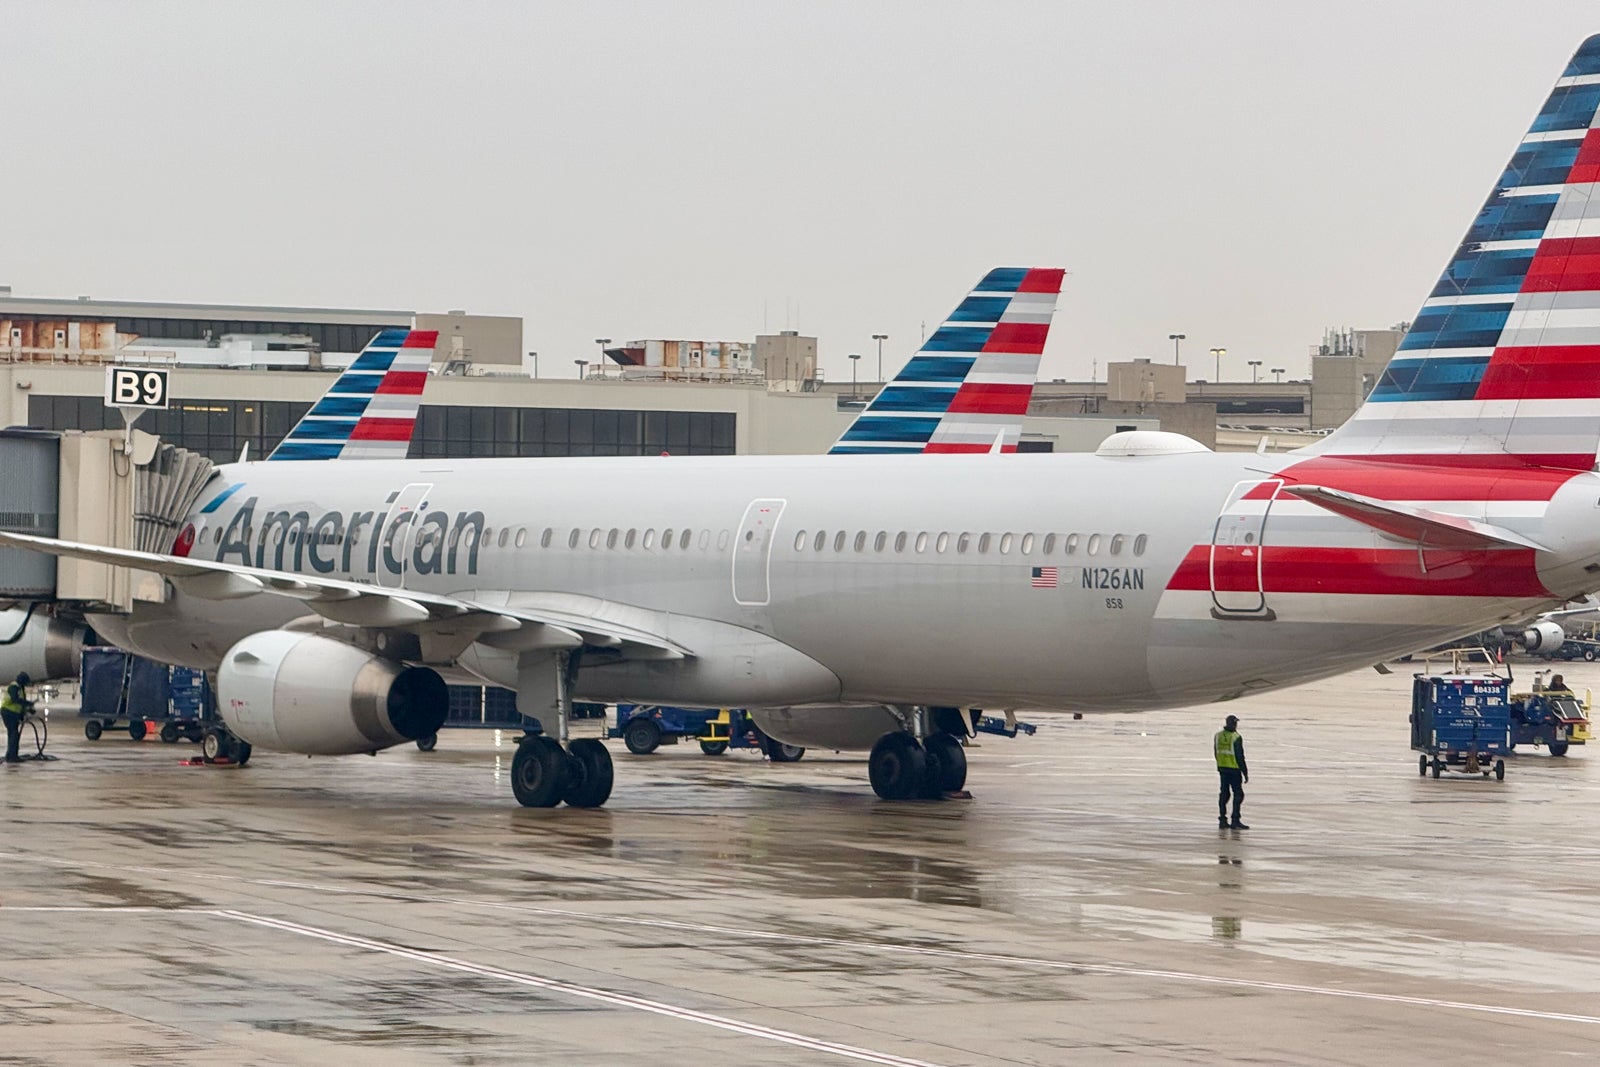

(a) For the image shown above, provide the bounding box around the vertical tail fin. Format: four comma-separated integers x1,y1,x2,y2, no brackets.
267,328,438,461
1308,35,1600,469
829,268,1065,455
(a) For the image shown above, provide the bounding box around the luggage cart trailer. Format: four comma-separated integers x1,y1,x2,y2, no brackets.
1410,662,1511,780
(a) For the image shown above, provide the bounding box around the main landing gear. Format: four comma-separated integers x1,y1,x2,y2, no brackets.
511,651,613,809
868,707,968,800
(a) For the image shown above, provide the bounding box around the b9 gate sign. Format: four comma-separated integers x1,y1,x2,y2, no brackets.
104,367,170,410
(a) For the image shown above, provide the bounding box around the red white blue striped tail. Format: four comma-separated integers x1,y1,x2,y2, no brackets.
267,329,437,461
829,268,1064,455
1306,35,1600,472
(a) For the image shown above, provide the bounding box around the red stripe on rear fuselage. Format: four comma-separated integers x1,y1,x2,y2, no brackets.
1242,455,1585,501
1164,545,1551,598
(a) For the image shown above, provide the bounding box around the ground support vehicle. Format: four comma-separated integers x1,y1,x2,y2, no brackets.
1410,664,1510,780
79,648,247,761
1509,672,1592,756
610,705,806,761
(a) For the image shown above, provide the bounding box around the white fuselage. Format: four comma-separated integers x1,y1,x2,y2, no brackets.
100,450,1600,712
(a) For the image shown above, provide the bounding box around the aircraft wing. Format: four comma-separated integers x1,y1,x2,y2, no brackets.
0,531,690,661
1281,485,1547,551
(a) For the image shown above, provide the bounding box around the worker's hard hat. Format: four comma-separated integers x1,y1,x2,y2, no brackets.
1224,714,1239,728
15,672,29,686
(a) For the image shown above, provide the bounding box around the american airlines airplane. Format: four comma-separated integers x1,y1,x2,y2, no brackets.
4,35,1600,810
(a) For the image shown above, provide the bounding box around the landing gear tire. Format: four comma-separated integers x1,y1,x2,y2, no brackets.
1550,740,1570,757
511,736,569,807
562,738,614,808
160,722,180,744
415,733,438,752
84,720,103,741
231,739,252,766
766,740,805,763
623,719,661,755
128,719,148,742
869,732,926,801
699,740,728,756
923,732,967,793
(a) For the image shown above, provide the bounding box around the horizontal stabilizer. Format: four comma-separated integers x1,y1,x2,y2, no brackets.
1281,484,1548,551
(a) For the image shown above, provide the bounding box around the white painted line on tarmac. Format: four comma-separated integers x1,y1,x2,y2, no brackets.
4,906,951,1067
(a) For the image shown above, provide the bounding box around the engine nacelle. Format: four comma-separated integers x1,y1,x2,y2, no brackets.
750,705,905,752
0,608,89,682
1521,620,1567,653
218,630,447,755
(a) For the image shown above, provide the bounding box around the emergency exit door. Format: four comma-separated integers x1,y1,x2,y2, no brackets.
1210,479,1281,617
378,482,433,588
732,498,786,606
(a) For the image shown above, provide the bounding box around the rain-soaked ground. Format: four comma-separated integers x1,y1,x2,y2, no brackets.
3,660,1600,1065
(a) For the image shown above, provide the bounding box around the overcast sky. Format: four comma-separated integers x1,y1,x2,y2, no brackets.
5,2,1597,384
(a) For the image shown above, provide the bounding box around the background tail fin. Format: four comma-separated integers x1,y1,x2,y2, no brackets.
267,329,437,461
1307,35,1600,469
829,267,1064,455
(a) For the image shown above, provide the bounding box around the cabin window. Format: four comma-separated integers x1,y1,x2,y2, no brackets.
814,530,827,552
1133,533,1148,556
605,528,617,549
643,528,656,549
700,529,711,550
1109,534,1125,556
795,531,808,551
1064,533,1079,554
936,532,950,553
957,532,972,554
1087,533,1102,555
834,531,847,552
662,528,674,549
894,531,907,553
589,529,602,550
625,528,637,549
568,529,580,549
978,533,992,554
915,532,929,553
480,526,493,546
874,531,887,552
717,530,730,550
853,531,866,553
1020,533,1034,554
515,528,528,548
499,528,511,548
463,529,477,548
540,528,553,548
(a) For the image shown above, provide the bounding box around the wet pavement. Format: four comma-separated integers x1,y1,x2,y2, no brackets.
3,660,1600,1065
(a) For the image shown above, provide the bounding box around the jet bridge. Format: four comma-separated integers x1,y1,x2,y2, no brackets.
0,428,215,612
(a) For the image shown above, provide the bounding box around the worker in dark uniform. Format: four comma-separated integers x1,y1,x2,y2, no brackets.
2,671,32,764
1214,713,1249,830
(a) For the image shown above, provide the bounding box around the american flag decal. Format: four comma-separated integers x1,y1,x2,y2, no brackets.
1031,566,1058,588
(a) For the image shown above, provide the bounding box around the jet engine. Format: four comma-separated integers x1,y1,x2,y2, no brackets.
1521,620,1567,654
750,705,906,752
0,607,90,682
217,630,447,755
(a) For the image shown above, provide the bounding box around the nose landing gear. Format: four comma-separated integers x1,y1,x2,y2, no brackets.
868,715,969,801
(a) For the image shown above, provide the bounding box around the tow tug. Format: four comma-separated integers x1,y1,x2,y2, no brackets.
1510,670,1592,757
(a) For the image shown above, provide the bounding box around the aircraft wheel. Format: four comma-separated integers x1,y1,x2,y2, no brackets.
924,732,967,793
84,720,103,741
512,736,568,807
623,719,661,755
869,732,926,800
415,732,438,752
562,739,614,808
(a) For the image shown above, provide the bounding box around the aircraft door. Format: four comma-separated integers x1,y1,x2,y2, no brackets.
377,482,434,589
732,498,786,606
1209,479,1281,617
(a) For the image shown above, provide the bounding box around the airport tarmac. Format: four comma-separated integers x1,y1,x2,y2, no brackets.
2,660,1599,1066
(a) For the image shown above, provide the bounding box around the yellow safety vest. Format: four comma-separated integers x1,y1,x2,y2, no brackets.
1214,729,1240,769
2,682,25,714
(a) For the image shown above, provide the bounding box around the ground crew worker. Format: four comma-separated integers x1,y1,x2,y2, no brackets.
2,671,32,764
1214,713,1249,829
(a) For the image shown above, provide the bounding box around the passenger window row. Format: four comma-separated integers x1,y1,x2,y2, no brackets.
791,529,1149,558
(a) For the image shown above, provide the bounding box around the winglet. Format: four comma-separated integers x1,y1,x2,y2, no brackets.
268,328,438,460
830,268,1064,455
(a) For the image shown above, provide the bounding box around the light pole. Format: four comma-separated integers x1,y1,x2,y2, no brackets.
872,333,887,384
1169,333,1186,366
593,338,611,378
529,350,538,379
1248,359,1263,383
574,358,588,380
1209,346,1226,381
1271,367,1285,383
848,353,861,399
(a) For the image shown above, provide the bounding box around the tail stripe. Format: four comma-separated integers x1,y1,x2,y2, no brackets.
267,329,437,461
